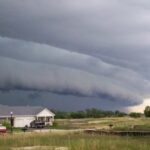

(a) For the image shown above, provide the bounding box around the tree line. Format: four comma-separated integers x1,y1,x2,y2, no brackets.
53,108,127,119
53,106,150,119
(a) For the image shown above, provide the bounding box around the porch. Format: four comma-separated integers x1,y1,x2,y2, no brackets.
36,116,54,125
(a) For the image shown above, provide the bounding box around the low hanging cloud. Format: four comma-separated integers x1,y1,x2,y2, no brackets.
0,0,150,109
0,37,150,106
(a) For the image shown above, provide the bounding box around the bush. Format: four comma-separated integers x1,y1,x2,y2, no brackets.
129,112,141,118
1,120,11,130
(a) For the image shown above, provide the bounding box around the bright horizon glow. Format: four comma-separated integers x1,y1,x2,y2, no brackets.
127,99,150,113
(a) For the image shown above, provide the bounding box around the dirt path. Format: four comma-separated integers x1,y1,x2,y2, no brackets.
12,146,68,150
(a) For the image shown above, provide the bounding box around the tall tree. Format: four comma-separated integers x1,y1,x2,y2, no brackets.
144,106,150,117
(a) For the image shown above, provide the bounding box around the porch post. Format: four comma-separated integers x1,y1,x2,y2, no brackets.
45,116,46,125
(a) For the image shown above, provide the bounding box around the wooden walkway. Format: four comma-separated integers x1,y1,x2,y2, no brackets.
84,129,150,136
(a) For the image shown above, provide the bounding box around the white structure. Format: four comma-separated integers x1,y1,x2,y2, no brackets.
0,105,55,128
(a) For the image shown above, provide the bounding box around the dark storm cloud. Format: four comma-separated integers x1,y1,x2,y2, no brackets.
0,37,149,106
0,0,150,109
28,92,41,100
0,90,127,111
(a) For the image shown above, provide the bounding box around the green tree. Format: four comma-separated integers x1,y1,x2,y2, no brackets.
144,106,150,117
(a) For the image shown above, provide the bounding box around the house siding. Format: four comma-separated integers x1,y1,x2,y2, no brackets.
36,108,55,117
36,108,55,125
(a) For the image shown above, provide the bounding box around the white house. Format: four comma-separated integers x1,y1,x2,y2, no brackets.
0,105,55,128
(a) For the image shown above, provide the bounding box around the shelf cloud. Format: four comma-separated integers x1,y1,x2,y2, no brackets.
0,0,150,110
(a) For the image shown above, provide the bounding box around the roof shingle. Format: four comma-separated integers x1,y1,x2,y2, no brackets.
0,105,44,117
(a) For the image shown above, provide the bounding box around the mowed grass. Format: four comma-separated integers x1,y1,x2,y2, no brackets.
0,132,150,150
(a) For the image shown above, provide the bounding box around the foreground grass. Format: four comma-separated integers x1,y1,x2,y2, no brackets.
0,132,150,150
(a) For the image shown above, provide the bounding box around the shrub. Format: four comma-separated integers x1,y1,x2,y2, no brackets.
1,120,11,130
129,112,141,118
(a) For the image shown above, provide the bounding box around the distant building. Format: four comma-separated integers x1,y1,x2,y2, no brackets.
0,105,55,128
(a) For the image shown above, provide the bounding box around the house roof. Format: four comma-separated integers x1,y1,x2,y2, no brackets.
0,105,53,117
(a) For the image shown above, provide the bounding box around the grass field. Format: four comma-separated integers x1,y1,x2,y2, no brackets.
0,132,150,150
54,117,150,130
1,117,150,150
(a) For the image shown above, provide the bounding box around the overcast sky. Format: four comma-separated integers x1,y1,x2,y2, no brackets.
0,0,150,112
